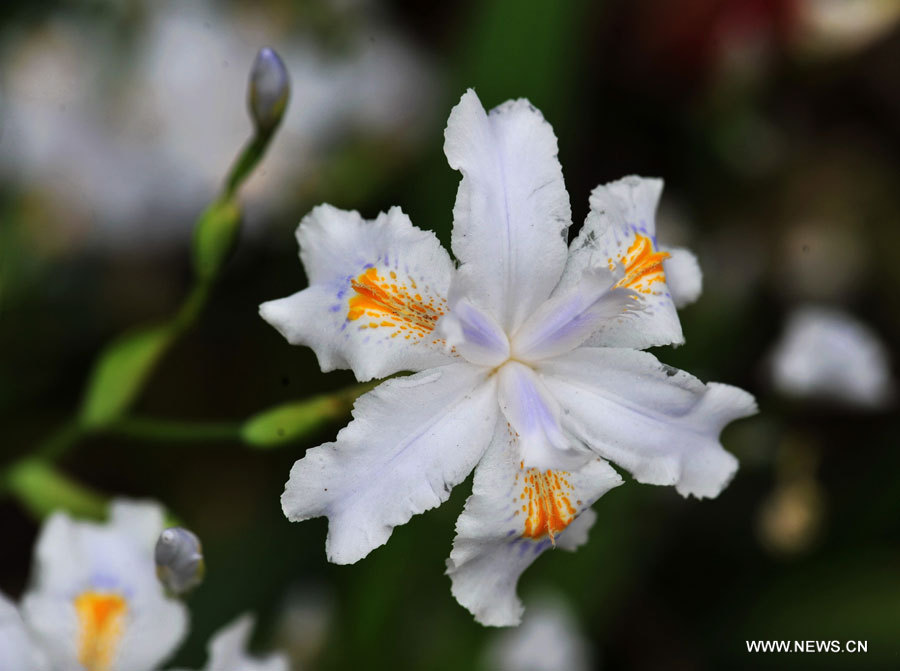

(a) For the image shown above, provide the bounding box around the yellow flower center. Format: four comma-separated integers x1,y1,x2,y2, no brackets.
74,591,127,671
520,467,577,542
612,233,670,294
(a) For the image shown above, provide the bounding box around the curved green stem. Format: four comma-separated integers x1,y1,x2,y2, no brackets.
108,417,242,443
224,132,272,200
36,420,83,461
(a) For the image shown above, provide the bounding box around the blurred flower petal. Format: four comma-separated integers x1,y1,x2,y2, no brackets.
769,305,895,408
484,592,594,671
21,499,187,671
0,593,48,671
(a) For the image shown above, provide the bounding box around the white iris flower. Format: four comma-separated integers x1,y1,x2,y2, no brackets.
484,593,593,671
260,89,756,625
20,500,188,671
0,592,47,671
769,304,895,408
168,614,288,671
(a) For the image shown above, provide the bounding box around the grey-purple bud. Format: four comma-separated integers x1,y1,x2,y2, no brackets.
155,527,205,595
248,47,290,133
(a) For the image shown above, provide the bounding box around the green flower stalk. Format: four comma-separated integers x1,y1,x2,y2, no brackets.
4,47,299,520
224,46,291,199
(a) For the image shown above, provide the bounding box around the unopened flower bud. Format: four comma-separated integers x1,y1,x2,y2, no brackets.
248,47,290,133
155,527,205,595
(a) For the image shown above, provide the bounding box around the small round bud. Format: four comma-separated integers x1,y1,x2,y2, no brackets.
155,527,205,595
248,47,290,133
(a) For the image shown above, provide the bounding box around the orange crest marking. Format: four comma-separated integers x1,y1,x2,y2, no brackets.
522,469,577,542
347,267,446,338
75,591,127,671
613,233,669,295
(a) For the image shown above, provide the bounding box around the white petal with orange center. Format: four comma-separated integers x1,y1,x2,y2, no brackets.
447,420,621,626
21,500,187,671
558,176,685,349
260,204,456,381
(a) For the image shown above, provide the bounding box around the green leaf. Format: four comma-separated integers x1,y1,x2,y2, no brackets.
192,197,243,282
241,395,347,448
5,458,107,520
241,383,376,448
79,323,174,428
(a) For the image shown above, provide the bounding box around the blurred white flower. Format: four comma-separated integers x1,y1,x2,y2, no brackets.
0,592,48,671
20,500,188,671
769,305,895,408
262,90,756,625
170,614,288,671
273,585,334,669
757,475,825,555
484,593,594,671
794,0,900,57
0,0,436,247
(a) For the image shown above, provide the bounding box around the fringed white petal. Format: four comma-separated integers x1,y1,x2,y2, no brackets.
540,348,757,498
559,176,685,349
260,205,456,382
282,364,499,564
445,89,571,333
447,421,621,626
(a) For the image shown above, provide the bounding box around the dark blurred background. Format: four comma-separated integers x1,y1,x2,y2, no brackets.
2,0,899,669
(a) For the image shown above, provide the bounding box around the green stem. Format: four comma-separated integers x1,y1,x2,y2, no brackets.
224,131,272,200
5,458,108,520
108,417,241,443
172,280,212,333
36,420,83,461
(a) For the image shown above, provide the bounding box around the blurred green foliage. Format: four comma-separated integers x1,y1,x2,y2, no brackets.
80,324,177,428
